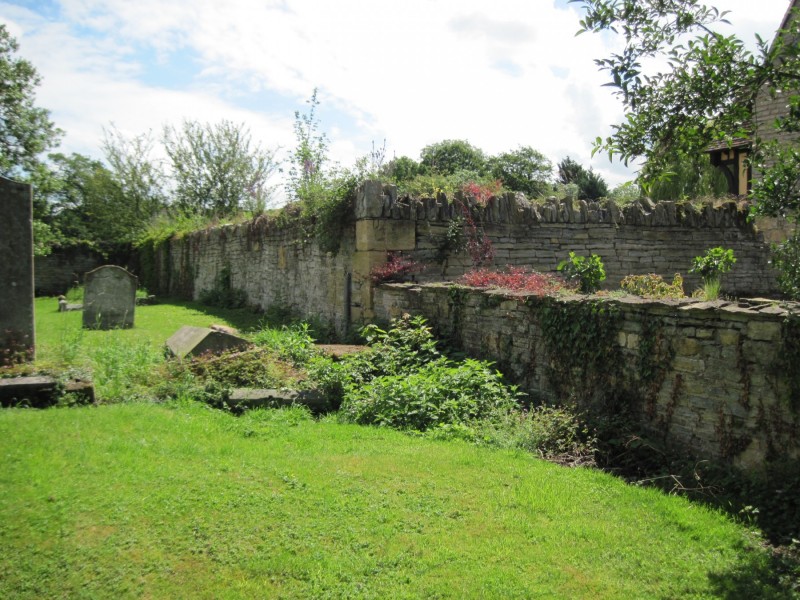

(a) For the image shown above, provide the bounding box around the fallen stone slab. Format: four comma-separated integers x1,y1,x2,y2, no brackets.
166,325,252,359
315,344,369,358
229,388,331,413
0,375,94,408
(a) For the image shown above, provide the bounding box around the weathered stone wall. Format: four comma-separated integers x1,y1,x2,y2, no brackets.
356,181,782,297
34,246,104,296
145,181,785,334
374,283,799,467
0,177,35,362
148,218,357,334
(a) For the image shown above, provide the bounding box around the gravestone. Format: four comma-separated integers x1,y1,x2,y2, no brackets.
165,326,251,358
82,266,137,329
0,177,35,363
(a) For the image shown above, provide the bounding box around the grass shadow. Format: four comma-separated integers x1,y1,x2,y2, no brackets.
707,543,799,599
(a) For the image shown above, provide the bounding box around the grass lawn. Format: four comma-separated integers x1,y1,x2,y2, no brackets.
34,295,264,366
0,402,785,599
2,297,792,597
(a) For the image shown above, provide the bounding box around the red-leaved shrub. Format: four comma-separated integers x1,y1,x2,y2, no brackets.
370,252,424,284
458,266,566,295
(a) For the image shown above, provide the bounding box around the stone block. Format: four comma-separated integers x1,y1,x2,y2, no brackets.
166,326,252,358
0,375,94,408
356,219,416,252
746,319,781,342
83,266,137,330
229,388,331,413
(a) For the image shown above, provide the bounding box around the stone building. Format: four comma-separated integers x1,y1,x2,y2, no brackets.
708,0,800,194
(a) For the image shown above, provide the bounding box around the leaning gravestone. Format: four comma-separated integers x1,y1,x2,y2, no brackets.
82,266,137,329
0,177,35,363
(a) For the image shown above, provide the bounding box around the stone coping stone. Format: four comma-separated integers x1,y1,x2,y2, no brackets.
166,326,252,359
229,388,330,413
0,375,94,407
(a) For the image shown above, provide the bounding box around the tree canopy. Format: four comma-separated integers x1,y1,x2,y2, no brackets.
0,24,61,178
164,120,279,216
572,0,800,214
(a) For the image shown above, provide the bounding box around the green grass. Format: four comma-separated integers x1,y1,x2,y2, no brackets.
0,402,786,599
30,296,266,401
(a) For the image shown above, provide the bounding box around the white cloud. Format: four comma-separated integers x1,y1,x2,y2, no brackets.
1,0,793,193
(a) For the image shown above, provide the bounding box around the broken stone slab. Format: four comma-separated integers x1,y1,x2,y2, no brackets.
165,325,251,359
58,296,82,312
229,388,331,413
0,375,94,408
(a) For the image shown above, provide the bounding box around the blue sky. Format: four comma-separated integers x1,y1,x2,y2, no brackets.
1,0,792,203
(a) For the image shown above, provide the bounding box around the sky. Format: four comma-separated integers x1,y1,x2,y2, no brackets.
1,0,793,202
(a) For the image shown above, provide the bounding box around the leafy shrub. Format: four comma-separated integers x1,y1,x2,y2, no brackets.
458,266,566,295
689,247,735,300
370,252,424,284
460,179,503,206
620,273,684,299
557,252,606,293
772,232,800,300
689,247,736,281
339,358,520,431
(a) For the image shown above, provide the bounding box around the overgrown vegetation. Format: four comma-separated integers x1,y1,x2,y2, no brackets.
620,273,685,300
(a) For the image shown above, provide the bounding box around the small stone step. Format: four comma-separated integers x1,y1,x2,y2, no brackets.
0,376,94,408
229,388,331,413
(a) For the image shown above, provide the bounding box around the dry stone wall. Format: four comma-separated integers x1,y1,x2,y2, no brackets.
357,181,783,297
144,180,786,335
374,283,799,467
148,219,357,334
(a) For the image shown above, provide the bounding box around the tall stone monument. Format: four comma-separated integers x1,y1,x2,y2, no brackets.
0,177,35,364
82,266,137,329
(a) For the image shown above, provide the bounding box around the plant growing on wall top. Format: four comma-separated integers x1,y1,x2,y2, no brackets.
557,252,606,293
689,247,735,300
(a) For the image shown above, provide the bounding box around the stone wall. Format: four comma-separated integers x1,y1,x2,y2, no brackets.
143,181,785,334
374,282,799,467
356,181,782,299
146,218,358,335
34,246,104,296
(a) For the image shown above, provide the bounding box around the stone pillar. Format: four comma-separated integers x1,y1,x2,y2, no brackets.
0,177,35,363
351,181,416,323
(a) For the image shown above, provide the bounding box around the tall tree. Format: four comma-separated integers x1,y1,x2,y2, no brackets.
102,126,166,231
163,119,279,216
557,156,609,200
571,0,800,214
489,146,553,198
0,24,61,177
419,139,488,176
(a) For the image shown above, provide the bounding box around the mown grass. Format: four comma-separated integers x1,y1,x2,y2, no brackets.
7,297,794,597
0,402,786,599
